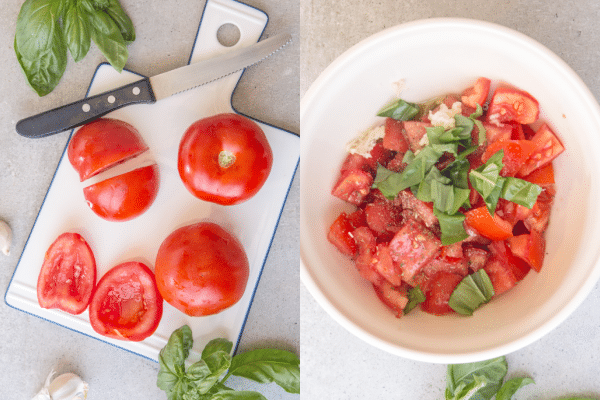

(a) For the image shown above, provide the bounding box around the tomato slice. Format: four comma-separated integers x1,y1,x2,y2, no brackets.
465,206,513,241
37,232,97,315
383,118,409,153
483,256,517,296
507,230,546,272
89,261,163,341
83,164,160,222
331,169,373,205
481,139,536,177
421,271,463,316
518,123,565,177
328,212,359,256
487,86,540,124
68,118,148,182
373,281,408,317
461,77,491,108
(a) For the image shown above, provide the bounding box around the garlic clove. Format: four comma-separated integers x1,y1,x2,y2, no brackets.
0,219,11,256
33,369,89,400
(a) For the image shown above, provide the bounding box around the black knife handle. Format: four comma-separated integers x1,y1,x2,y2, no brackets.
16,77,157,139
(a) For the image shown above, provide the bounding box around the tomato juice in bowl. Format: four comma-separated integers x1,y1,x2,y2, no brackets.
300,18,600,363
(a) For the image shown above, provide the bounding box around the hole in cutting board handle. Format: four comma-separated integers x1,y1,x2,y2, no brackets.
216,23,241,47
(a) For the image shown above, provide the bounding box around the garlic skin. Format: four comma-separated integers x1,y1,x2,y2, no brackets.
0,219,11,256
33,369,89,400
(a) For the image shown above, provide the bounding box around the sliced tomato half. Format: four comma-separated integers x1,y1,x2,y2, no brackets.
83,164,160,222
37,232,97,315
68,118,148,182
89,261,163,342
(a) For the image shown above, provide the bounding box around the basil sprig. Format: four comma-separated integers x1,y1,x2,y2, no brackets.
446,356,535,400
15,0,135,96
157,325,300,400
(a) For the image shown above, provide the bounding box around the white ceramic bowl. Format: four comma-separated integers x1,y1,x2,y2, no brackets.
300,18,600,364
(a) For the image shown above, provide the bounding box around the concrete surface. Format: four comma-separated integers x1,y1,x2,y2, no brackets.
0,0,298,399
300,0,600,399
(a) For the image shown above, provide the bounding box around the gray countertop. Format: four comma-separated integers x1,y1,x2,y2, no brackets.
0,0,298,399
300,0,600,399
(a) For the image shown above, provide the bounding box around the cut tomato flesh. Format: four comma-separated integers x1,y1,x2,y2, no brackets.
481,140,536,177
461,77,491,108
488,86,539,124
465,207,513,241
518,124,564,176
383,118,409,153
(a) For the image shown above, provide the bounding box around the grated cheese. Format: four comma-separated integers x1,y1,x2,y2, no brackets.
428,101,462,129
345,125,386,158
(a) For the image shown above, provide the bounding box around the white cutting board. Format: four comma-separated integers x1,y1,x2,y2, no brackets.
5,0,299,362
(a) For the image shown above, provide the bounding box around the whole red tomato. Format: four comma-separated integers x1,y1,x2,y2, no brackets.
178,113,273,205
37,232,97,315
83,165,160,221
68,118,148,182
89,261,163,342
154,222,249,316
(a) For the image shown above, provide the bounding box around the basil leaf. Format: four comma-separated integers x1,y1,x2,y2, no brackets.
200,391,268,400
445,356,508,400
495,377,535,400
377,98,420,121
469,104,484,119
454,114,475,142
467,104,487,145
448,269,495,316
92,0,110,8
442,159,470,189
434,209,469,246
431,180,470,216
227,349,300,394
500,177,542,209
416,167,446,203
87,9,128,72
14,0,68,96
404,286,426,314
469,150,503,199
373,147,442,199
105,0,136,43
64,3,91,62
157,325,195,398
447,374,489,400
469,150,505,214
402,150,416,164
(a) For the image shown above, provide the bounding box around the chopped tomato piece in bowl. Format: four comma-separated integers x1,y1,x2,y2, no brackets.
301,18,600,363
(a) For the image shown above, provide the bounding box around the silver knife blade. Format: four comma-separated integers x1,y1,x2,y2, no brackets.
16,33,292,138
150,33,292,99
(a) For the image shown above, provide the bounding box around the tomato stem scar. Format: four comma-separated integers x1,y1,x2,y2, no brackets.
218,150,236,168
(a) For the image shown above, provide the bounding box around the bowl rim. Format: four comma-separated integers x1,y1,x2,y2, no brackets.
300,17,600,364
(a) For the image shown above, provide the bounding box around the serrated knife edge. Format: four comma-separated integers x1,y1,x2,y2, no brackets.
149,33,293,100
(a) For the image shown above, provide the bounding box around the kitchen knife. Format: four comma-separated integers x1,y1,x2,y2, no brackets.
16,33,292,139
